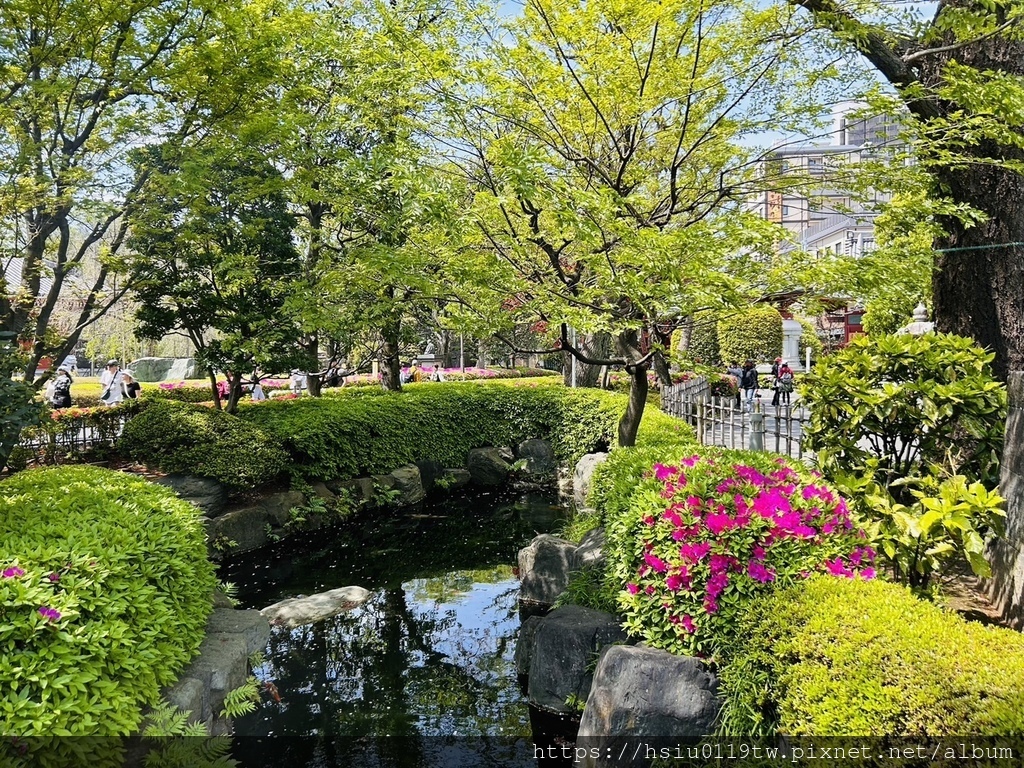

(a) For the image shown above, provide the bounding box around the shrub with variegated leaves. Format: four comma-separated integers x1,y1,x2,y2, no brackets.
611,449,873,659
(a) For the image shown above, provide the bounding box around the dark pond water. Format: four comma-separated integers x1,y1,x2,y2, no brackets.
222,487,569,768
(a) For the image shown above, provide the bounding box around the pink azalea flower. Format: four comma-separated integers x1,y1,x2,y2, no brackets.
681,455,700,467
645,585,656,595
825,558,853,577
704,512,735,535
38,607,61,623
752,488,792,518
666,573,688,591
752,545,766,560
681,615,696,634
710,553,737,575
734,465,768,487
679,542,712,562
644,552,669,574
626,583,639,595
747,561,776,583
2,566,25,578
860,567,876,580
662,509,683,527
704,598,719,615
653,463,678,481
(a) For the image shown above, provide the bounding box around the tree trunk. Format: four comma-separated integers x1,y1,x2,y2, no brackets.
207,367,222,410
615,330,649,447
563,331,610,387
380,318,403,392
931,162,1024,381
225,372,245,414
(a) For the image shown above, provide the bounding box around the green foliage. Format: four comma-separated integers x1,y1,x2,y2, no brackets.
239,383,654,482
0,466,215,738
221,676,261,719
687,319,721,367
18,401,143,466
0,333,45,471
607,449,868,659
118,400,289,491
719,576,1024,737
717,306,783,365
149,386,220,404
801,333,1007,588
556,565,620,615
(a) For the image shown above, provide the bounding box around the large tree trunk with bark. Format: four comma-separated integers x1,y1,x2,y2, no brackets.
615,330,650,447
932,161,1024,381
380,318,403,392
563,331,611,387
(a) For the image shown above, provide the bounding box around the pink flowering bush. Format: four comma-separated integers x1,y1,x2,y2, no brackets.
612,449,874,658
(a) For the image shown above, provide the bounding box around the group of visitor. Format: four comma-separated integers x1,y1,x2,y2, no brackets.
725,357,795,412
45,358,141,410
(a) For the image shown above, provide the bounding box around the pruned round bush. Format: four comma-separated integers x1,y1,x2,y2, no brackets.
607,449,870,659
0,465,215,736
118,400,288,490
717,305,783,364
687,318,721,366
719,576,1024,737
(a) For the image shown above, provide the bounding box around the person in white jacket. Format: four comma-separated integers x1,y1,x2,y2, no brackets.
99,359,124,406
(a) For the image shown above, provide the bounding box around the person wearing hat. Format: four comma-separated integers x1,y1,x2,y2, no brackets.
777,360,795,406
99,359,124,406
121,370,142,400
50,365,73,408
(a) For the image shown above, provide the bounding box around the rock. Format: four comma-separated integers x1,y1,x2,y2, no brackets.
261,586,372,628
519,534,578,606
574,453,609,508
205,608,271,656
467,447,512,486
439,468,471,489
515,615,544,678
414,458,445,491
389,464,426,506
575,645,721,767
326,476,375,506
370,473,397,505
498,446,516,463
309,481,336,503
517,438,557,476
155,474,227,518
261,490,306,527
526,605,630,715
574,527,607,572
205,505,273,555
163,676,209,725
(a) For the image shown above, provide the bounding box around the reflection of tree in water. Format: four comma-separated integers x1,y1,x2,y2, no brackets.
237,578,532,768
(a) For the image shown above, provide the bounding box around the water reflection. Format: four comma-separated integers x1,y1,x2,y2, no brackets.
227,490,566,767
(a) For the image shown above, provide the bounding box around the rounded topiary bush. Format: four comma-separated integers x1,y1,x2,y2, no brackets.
0,465,216,736
119,400,288,490
608,449,871,659
719,576,1024,737
687,317,721,366
717,305,783,364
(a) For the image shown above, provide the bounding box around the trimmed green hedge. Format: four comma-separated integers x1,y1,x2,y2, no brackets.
119,400,289,490
718,305,783,364
0,466,215,737
719,576,1024,737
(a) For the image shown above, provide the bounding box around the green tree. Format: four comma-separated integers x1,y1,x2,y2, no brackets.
454,0,840,445
788,0,1024,380
0,0,295,384
718,306,784,365
127,146,304,412
0,333,44,471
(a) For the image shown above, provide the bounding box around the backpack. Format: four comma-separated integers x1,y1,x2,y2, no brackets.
51,376,71,405
741,369,757,389
779,371,794,392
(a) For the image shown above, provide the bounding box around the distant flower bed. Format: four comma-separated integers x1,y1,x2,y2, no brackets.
339,366,558,387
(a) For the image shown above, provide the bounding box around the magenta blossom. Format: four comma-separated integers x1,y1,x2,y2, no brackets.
747,561,776,583
626,583,639,595
38,607,61,623
681,455,700,467
679,542,712,562
704,512,736,535
2,566,25,578
681,615,696,634
734,465,769,487
654,463,678,481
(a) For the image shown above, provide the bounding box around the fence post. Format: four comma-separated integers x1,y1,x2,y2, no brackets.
749,406,765,452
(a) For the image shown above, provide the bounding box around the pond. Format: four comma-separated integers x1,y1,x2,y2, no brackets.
221,487,570,768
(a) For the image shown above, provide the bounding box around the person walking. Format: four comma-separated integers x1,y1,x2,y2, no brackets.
50,366,73,408
99,359,124,406
725,361,743,408
770,357,782,406
777,361,795,406
740,360,759,412
121,370,141,400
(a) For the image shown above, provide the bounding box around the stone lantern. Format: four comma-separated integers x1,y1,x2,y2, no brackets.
896,302,935,336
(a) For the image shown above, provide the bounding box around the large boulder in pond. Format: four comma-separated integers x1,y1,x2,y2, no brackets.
519,534,577,606
515,615,544,678
467,447,512,486
526,605,630,715
574,453,609,508
575,645,722,767
155,474,227,517
516,438,556,477
261,586,371,628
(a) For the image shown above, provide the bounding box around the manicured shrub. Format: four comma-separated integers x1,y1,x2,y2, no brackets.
236,383,686,481
118,400,288,490
719,576,1024,737
1,334,44,471
801,333,1007,588
606,449,870,659
0,465,216,737
797,317,823,362
687,319,721,367
717,305,783,365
